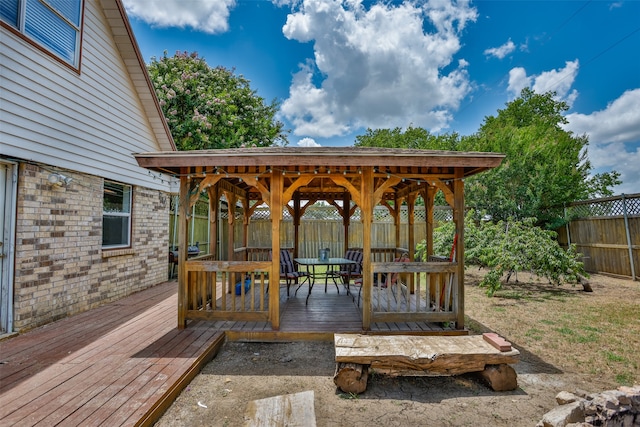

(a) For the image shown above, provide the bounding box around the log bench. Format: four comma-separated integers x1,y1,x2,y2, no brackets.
333,333,520,394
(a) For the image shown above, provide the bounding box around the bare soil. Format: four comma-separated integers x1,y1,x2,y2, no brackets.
155,271,640,427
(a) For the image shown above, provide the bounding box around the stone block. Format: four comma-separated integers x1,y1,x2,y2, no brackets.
541,401,585,427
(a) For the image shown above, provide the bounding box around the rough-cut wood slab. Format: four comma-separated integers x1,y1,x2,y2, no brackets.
334,334,519,376
482,332,512,351
244,390,316,427
333,362,369,394
477,364,518,391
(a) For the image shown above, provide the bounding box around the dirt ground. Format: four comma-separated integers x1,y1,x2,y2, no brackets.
155,271,639,427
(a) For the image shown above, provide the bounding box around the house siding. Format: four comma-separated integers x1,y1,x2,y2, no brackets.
0,0,170,191
13,163,170,332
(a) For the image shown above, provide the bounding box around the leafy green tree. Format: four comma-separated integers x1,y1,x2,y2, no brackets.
416,211,588,296
355,126,463,151
353,89,621,228
466,88,620,228
148,51,287,150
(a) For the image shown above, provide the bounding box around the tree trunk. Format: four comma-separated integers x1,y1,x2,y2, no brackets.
333,363,369,394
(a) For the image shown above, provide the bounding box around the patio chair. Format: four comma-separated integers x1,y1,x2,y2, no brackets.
278,249,309,297
336,249,363,294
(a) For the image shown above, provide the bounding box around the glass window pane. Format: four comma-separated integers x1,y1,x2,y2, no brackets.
25,0,77,64
104,182,131,213
0,0,19,27
103,181,131,248
46,0,81,26
102,216,130,247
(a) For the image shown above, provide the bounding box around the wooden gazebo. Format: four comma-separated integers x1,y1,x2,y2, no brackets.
135,147,504,333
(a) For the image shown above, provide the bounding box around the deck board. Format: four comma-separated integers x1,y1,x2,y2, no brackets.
0,279,462,426
0,282,223,427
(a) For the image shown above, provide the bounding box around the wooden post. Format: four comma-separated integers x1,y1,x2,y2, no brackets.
394,195,401,254
177,174,190,329
343,191,350,254
423,185,436,259
622,194,637,280
293,193,300,258
407,194,416,260
208,184,219,260
407,193,416,293
361,167,373,330
242,196,249,261
270,171,283,330
453,168,465,329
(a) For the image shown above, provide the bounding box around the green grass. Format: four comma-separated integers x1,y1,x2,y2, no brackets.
524,328,544,341
554,326,574,336
615,372,634,386
603,351,626,363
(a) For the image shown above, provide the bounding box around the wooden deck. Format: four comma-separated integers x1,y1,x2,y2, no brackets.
0,279,462,426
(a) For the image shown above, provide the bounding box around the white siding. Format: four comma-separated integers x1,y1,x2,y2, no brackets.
0,1,172,191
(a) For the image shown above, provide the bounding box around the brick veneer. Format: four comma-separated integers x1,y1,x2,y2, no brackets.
13,163,170,332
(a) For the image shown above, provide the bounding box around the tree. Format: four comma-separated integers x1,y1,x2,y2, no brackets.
466,88,620,228
416,211,588,296
148,51,287,150
352,89,621,228
355,126,463,151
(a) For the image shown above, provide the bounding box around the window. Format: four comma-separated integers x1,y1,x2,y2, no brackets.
1,0,83,67
103,181,132,249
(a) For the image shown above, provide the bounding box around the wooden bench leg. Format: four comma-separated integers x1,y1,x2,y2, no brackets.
333,363,369,394
477,364,518,391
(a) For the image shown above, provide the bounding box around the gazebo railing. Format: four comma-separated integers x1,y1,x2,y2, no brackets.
183,260,271,322
369,262,458,324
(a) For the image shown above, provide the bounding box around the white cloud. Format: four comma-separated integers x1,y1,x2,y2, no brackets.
484,39,515,59
564,89,640,195
122,0,235,34
279,0,477,138
297,137,322,147
507,67,531,95
507,60,579,106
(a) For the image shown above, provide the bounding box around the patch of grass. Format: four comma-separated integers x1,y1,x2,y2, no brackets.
615,372,634,386
554,327,574,336
499,291,527,300
603,351,626,363
524,328,544,341
464,317,484,334
572,333,599,344
339,392,360,400
464,270,640,387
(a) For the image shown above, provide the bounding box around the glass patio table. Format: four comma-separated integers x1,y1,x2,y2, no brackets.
294,257,357,305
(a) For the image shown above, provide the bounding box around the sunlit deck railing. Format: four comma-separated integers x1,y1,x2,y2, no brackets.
368,262,458,324
184,260,271,322
181,253,459,328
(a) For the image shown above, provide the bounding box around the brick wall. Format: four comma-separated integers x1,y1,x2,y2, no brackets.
13,163,170,332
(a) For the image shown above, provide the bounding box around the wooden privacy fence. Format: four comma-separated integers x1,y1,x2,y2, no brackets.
556,193,639,280
171,202,453,260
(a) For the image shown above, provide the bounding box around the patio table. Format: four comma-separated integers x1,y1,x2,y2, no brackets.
294,257,357,305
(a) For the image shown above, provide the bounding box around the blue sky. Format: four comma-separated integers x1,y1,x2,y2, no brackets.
124,0,640,195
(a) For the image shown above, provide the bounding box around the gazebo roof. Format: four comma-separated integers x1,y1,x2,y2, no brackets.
134,147,504,202
135,146,503,172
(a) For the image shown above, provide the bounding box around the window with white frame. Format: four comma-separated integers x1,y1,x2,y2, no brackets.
103,181,132,249
0,0,83,67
